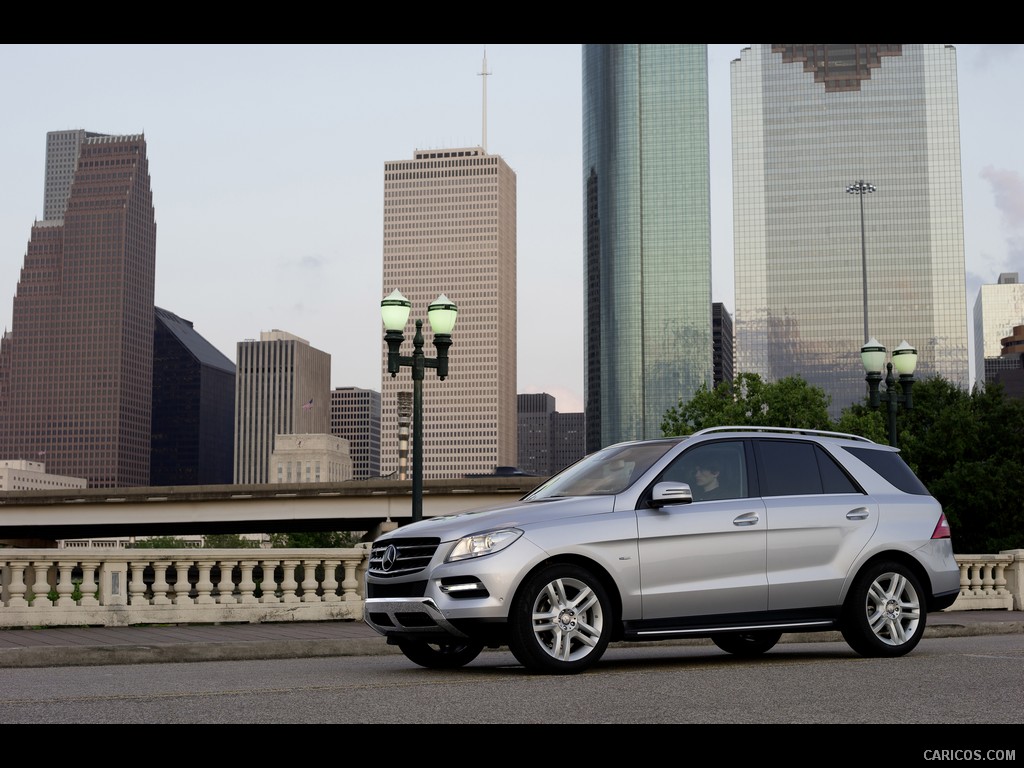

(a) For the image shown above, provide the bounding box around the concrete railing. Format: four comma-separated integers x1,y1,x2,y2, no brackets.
0,547,370,628
0,548,1020,628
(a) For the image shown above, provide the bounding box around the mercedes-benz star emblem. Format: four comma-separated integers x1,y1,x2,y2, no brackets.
381,544,398,572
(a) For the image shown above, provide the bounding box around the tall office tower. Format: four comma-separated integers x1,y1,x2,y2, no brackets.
151,308,235,486
732,45,969,414
712,303,734,388
0,131,156,488
381,147,517,479
973,273,1024,387
582,45,713,452
517,393,556,475
330,386,381,480
234,330,330,484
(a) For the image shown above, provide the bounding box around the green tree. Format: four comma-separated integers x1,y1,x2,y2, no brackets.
895,377,1024,553
269,531,362,548
130,535,190,548
662,373,833,436
203,533,261,548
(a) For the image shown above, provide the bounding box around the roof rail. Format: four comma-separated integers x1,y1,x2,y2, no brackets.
690,426,875,443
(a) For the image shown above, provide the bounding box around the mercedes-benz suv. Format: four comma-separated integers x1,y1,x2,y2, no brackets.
364,426,960,674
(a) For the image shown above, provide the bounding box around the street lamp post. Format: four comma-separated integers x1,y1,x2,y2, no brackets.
860,337,917,448
846,180,876,344
381,289,458,523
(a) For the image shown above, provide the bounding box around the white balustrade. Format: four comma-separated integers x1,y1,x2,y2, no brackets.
0,548,369,627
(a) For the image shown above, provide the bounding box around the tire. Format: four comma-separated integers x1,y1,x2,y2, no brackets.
841,561,927,658
711,630,782,657
396,638,484,669
507,564,612,675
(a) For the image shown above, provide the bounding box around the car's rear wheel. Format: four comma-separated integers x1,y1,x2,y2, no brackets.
841,560,927,657
396,638,484,669
508,564,612,675
711,630,782,657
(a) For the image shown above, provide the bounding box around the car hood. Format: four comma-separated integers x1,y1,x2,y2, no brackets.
377,495,617,542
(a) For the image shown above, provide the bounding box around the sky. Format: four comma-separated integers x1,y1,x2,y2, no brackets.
1,44,1022,414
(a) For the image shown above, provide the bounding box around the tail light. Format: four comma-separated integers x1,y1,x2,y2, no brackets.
931,512,951,540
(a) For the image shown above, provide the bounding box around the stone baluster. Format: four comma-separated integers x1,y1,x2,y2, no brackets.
300,559,322,603
5,562,30,607
172,560,195,605
279,560,301,603
216,560,238,604
78,561,100,607
151,562,172,605
128,562,149,605
259,559,280,603
969,560,984,597
340,555,362,602
55,561,77,607
320,558,341,603
993,562,1008,597
195,560,215,604
29,562,53,608
237,560,259,604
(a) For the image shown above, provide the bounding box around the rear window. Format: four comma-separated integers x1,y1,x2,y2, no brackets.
842,447,930,495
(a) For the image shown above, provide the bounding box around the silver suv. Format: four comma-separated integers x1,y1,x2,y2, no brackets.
364,427,960,674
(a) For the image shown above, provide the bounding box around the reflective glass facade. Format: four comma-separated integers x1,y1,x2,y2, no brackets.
732,45,969,415
583,45,712,451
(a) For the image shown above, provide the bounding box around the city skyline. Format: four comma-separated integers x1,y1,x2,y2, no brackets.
2,44,1022,417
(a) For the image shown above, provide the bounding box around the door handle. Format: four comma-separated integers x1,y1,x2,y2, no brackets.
733,511,759,527
846,507,870,520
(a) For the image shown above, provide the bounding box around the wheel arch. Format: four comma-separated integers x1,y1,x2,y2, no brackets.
511,554,625,641
844,550,933,609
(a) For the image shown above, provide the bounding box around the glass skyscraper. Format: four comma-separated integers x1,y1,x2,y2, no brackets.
583,44,713,452
732,45,969,415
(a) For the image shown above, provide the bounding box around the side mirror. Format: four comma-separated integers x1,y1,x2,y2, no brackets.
650,481,693,508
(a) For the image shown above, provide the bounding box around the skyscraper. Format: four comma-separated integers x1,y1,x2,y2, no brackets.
582,45,713,452
0,130,156,487
380,146,517,479
151,307,235,486
973,272,1024,388
330,386,381,480
234,330,330,484
732,45,969,413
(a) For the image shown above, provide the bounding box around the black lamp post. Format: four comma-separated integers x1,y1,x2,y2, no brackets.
861,338,918,448
846,180,876,344
381,289,458,523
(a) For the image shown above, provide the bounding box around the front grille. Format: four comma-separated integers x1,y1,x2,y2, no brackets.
368,537,441,577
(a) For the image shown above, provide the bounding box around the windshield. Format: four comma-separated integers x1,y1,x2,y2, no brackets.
524,441,679,500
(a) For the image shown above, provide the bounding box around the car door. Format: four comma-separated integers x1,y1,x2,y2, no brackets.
754,438,878,611
635,440,768,619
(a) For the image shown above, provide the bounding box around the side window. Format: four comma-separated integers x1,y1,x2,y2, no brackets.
816,446,860,493
660,441,747,502
756,441,822,496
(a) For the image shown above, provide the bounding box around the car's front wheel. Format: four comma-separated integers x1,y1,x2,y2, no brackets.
711,630,782,657
395,638,485,669
508,564,612,675
841,560,927,657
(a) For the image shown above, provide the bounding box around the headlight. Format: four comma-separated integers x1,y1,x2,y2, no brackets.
446,528,523,562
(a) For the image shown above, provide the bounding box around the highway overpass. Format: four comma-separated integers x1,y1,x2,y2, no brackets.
0,476,544,545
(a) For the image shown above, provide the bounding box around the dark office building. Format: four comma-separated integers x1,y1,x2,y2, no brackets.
0,131,156,487
330,387,381,479
150,308,235,486
517,393,586,476
517,393,555,476
550,411,586,475
713,303,735,388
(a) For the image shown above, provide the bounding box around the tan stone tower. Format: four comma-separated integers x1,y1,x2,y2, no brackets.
380,146,517,479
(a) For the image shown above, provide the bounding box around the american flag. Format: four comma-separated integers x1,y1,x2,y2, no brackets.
302,398,314,411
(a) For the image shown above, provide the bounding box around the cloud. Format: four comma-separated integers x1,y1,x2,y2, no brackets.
980,166,1024,230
